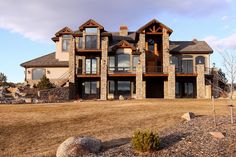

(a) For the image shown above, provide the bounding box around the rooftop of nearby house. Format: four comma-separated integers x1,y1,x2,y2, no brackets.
20,52,68,68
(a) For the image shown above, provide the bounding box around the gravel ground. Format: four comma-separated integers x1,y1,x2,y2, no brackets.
91,115,236,157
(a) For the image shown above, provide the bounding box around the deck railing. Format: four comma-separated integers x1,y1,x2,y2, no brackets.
144,66,167,74
108,66,136,74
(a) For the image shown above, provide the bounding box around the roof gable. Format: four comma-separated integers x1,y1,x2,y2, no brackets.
111,40,136,52
55,27,73,37
137,19,173,34
79,19,104,31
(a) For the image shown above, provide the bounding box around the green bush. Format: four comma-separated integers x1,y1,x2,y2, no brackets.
132,130,160,152
37,75,54,89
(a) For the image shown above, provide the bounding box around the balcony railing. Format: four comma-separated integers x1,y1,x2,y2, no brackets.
76,67,99,75
108,66,136,74
144,66,167,74
175,66,196,74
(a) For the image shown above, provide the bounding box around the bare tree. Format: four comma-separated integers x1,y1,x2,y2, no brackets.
217,48,236,124
0,72,7,86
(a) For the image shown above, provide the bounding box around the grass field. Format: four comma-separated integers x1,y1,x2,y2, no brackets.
0,99,235,157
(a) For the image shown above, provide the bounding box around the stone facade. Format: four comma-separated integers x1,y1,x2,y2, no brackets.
196,64,205,99
100,36,108,100
22,19,213,100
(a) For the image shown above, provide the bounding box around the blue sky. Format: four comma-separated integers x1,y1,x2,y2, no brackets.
0,0,236,82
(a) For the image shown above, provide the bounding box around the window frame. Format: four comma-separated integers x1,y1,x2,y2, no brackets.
61,35,71,52
32,68,46,80
85,35,98,49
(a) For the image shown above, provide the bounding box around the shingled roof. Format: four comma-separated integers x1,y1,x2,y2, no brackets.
170,40,213,54
20,52,69,68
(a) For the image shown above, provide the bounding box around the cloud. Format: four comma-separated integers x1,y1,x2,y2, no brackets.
0,0,232,42
204,33,236,50
221,16,228,21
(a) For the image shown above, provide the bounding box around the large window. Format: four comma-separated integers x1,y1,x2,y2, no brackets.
84,81,97,94
181,55,193,73
32,69,45,80
133,55,139,70
85,58,97,74
117,54,130,71
118,81,131,94
78,37,83,49
62,35,71,52
85,35,97,49
109,80,115,94
109,56,115,71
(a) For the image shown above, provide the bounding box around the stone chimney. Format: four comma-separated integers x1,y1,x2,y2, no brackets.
120,25,128,36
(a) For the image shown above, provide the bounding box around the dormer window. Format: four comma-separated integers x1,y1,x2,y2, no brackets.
85,28,98,34
62,35,71,52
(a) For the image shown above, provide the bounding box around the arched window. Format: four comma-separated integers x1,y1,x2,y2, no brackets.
196,56,205,64
32,69,45,80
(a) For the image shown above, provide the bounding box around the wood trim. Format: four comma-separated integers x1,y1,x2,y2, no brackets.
77,74,100,78
144,74,168,77
77,49,102,53
176,73,198,77
108,73,136,77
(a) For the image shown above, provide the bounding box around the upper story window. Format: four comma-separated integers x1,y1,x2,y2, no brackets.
85,28,98,34
32,69,45,80
196,56,205,64
117,54,130,68
147,39,155,52
85,35,97,49
133,55,139,70
62,35,71,52
109,56,115,70
78,37,83,49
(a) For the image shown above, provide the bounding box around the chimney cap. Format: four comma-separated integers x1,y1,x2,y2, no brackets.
120,25,128,30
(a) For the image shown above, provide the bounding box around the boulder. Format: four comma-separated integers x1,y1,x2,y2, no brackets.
209,132,225,139
181,112,195,121
56,136,102,157
24,98,32,103
119,95,125,100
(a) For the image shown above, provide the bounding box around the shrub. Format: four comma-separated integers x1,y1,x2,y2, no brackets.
37,75,54,89
132,130,160,152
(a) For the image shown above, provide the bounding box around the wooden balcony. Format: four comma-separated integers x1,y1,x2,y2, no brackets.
143,66,168,77
76,68,100,78
108,67,136,77
175,66,197,77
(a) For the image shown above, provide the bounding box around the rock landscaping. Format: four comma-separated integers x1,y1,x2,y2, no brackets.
87,115,236,157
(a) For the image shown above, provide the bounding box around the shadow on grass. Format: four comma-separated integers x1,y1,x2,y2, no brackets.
159,132,189,150
101,137,131,151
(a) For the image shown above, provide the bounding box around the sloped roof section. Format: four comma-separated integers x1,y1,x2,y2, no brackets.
20,52,69,68
55,27,73,37
137,19,173,34
110,40,136,52
79,19,104,30
170,40,213,54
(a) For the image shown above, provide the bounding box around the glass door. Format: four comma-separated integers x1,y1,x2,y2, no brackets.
85,58,97,74
182,60,193,73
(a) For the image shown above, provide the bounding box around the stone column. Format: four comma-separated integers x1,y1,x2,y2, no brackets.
196,64,205,99
136,33,146,99
163,28,170,99
100,36,108,100
136,62,143,99
167,65,175,99
69,38,76,99
162,28,170,72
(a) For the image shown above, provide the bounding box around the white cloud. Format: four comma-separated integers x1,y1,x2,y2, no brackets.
221,15,228,21
204,33,236,50
0,0,232,42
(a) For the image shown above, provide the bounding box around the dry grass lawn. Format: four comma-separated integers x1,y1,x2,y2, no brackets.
0,99,235,157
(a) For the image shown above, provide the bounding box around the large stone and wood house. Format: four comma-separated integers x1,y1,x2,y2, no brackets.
21,19,214,100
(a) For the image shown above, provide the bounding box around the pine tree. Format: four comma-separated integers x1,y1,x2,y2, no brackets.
37,75,53,89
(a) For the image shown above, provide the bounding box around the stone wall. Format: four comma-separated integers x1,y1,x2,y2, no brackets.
100,36,108,100
39,87,69,101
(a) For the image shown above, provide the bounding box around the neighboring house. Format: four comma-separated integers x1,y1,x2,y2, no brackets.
21,19,213,100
